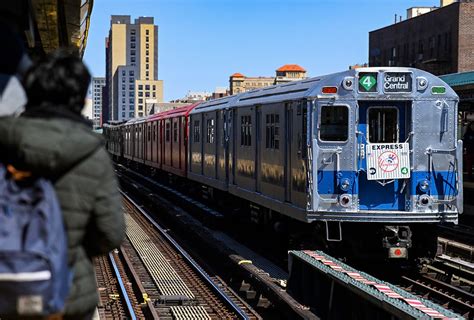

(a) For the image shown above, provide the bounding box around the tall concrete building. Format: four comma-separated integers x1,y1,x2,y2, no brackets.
105,15,164,122
91,77,105,128
369,0,474,75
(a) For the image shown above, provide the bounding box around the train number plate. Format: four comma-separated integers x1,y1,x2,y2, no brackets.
366,143,410,180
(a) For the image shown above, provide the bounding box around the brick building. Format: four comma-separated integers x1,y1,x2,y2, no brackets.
229,64,307,95
369,0,474,75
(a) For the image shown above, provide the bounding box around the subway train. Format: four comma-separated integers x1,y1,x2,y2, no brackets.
104,67,463,261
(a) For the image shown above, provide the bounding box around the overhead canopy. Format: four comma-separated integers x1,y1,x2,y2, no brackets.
440,71,474,112
0,0,93,58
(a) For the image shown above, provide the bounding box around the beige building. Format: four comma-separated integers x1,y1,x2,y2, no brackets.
106,15,164,121
229,64,307,95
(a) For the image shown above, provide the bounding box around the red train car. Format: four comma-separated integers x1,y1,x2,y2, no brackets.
124,103,199,177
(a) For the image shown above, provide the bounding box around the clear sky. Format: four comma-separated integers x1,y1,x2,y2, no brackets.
83,0,438,101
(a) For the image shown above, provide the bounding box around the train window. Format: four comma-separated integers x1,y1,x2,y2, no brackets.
193,120,200,143
206,119,215,144
368,107,398,143
240,115,252,147
148,126,151,141
265,113,280,150
173,121,178,142
319,105,349,142
165,122,171,142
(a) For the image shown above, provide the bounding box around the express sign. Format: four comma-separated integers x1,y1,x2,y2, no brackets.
383,72,412,93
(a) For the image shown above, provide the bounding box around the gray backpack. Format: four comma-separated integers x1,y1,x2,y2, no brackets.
0,164,71,316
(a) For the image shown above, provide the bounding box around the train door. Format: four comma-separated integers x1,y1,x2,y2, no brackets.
357,101,410,210
314,101,356,208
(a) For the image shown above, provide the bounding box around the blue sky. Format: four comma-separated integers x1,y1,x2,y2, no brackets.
83,0,438,101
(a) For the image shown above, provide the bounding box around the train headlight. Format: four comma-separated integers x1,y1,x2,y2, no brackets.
342,77,354,90
340,178,351,191
338,194,352,207
418,179,430,193
416,77,428,91
418,194,432,207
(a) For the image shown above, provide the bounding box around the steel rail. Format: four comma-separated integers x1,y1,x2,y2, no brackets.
120,190,250,320
108,251,137,320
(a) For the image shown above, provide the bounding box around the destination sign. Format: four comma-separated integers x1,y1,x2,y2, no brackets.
383,72,412,93
358,72,378,93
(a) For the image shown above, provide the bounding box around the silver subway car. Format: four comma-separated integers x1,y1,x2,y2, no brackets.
188,67,461,259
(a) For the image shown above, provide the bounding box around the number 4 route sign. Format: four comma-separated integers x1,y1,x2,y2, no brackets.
359,72,378,93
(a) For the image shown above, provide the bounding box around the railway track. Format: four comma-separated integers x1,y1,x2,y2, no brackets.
121,192,256,319
115,164,318,319
94,250,143,319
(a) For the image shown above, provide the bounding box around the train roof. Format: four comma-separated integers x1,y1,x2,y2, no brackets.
190,67,458,114
146,103,200,122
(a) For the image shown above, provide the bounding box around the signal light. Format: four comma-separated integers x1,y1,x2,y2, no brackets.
322,86,338,94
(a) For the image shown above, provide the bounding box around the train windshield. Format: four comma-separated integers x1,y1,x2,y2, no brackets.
319,105,349,142
367,107,398,143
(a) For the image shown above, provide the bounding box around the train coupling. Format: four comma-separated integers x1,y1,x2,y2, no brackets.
382,226,412,259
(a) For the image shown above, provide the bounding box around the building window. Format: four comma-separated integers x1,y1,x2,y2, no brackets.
131,50,135,56
319,105,348,142
153,85,156,90
122,84,126,90
145,85,150,90
166,122,171,141
131,36,136,42
152,92,156,98
129,84,134,90
265,113,280,150
129,70,134,76
193,120,200,143
131,29,136,35
131,43,136,49
138,91,143,97
206,119,215,144
129,77,134,82
146,57,149,63
146,43,149,49
122,70,126,76
122,92,125,97
129,98,134,103
240,115,252,146
138,85,143,90
122,112,125,118
139,98,143,103
146,64,149,70
173,121,178,142
146,71,149,77
145,92,150,97
146,36,149,42
146,29,149,35
139,112,143,117
129,92,134,97
146,50,149,56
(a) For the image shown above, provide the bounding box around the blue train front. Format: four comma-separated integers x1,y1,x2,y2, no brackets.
304,68,462,258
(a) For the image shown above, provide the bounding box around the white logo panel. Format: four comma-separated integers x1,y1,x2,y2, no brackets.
366,143,410,180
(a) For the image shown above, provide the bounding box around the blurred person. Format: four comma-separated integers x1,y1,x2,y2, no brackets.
0,49,125,319
0,22,30,116
464,121,474,180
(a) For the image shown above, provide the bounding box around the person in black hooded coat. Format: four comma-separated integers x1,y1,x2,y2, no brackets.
0,49,125,319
